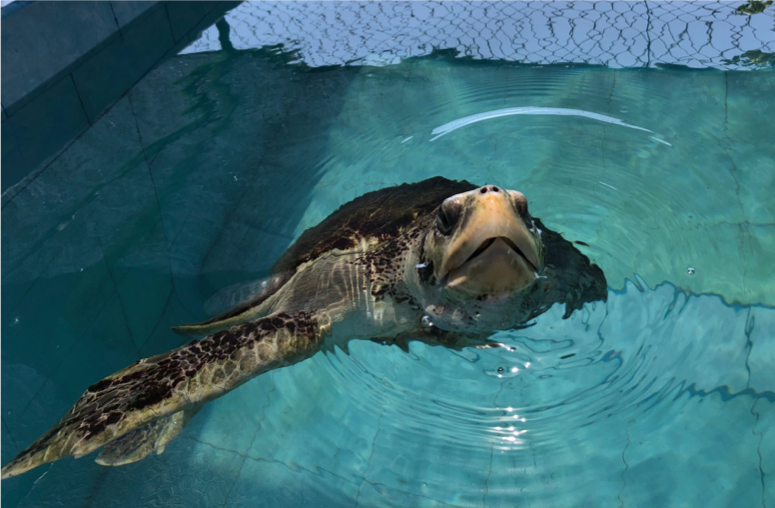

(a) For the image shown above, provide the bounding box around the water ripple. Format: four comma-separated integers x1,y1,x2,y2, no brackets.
232,60,773,506
246,279,773,505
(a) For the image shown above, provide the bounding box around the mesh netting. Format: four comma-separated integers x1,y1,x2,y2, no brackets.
181,1,775,69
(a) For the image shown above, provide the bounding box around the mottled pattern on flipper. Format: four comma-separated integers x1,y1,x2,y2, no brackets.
0,312,324,479
535,218,608,317
95,405,202,466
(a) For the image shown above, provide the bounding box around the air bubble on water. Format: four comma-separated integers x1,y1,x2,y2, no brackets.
497,367,504,373
687,267,696,275
421,315,433,328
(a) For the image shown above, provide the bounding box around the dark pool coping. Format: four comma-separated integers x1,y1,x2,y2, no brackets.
1,1,241,193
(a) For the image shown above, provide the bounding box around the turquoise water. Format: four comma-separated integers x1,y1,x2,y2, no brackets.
3,40,775,508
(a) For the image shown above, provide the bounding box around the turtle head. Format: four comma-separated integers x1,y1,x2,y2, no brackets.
421,185,545,299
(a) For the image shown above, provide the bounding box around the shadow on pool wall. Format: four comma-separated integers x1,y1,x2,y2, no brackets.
1,44,774,506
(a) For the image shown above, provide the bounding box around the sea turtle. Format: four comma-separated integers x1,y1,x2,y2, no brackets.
1,177,606,479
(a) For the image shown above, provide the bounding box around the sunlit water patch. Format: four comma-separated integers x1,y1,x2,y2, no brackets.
2,46,774,507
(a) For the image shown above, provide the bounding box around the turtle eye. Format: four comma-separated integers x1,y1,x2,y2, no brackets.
436,200,460,235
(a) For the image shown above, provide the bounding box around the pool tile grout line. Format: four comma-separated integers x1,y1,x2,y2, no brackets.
94,230,141,356
183,435,245,457
720,71,752,293
69,74,91,125
16,270,123,422
743,308,767,507
1,111,89,207
751,398,767,508
220,376,276,507
137,285,175,356
126,93,189,318
162,3,177,45
617,425,632,508
107,2,123,40
484,379,508,508
80,463,114,508
354,408,384,507
184,425,388,508
2,418,20,454
4,241,64,317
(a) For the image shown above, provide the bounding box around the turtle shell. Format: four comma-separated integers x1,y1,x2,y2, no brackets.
272,176,477,274
190,177,476,330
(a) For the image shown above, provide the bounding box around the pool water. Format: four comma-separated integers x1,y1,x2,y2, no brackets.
2,4,775,508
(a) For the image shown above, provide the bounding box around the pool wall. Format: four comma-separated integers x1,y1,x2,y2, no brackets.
1,0,240,193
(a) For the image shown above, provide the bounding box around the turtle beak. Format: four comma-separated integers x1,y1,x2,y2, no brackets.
440,186,542,296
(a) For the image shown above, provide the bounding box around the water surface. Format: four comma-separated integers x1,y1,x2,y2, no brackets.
2,18,775,508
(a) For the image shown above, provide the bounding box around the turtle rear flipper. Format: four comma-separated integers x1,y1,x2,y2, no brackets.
95,405,202,466
1,311,327,479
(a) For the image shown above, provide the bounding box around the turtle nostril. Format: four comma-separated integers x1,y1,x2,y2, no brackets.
480,185,500,194
490,186,500,192
480,187,487,194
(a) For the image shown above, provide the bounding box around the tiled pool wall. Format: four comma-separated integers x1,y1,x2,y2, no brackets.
1,0,240,194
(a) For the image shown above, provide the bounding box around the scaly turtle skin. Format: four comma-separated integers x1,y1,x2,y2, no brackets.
1,177,606,479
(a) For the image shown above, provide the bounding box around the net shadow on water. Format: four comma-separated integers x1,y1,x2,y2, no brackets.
2,2,774,507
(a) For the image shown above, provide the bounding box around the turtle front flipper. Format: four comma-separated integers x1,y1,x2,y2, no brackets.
533,218,608,317
1,311,327,480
